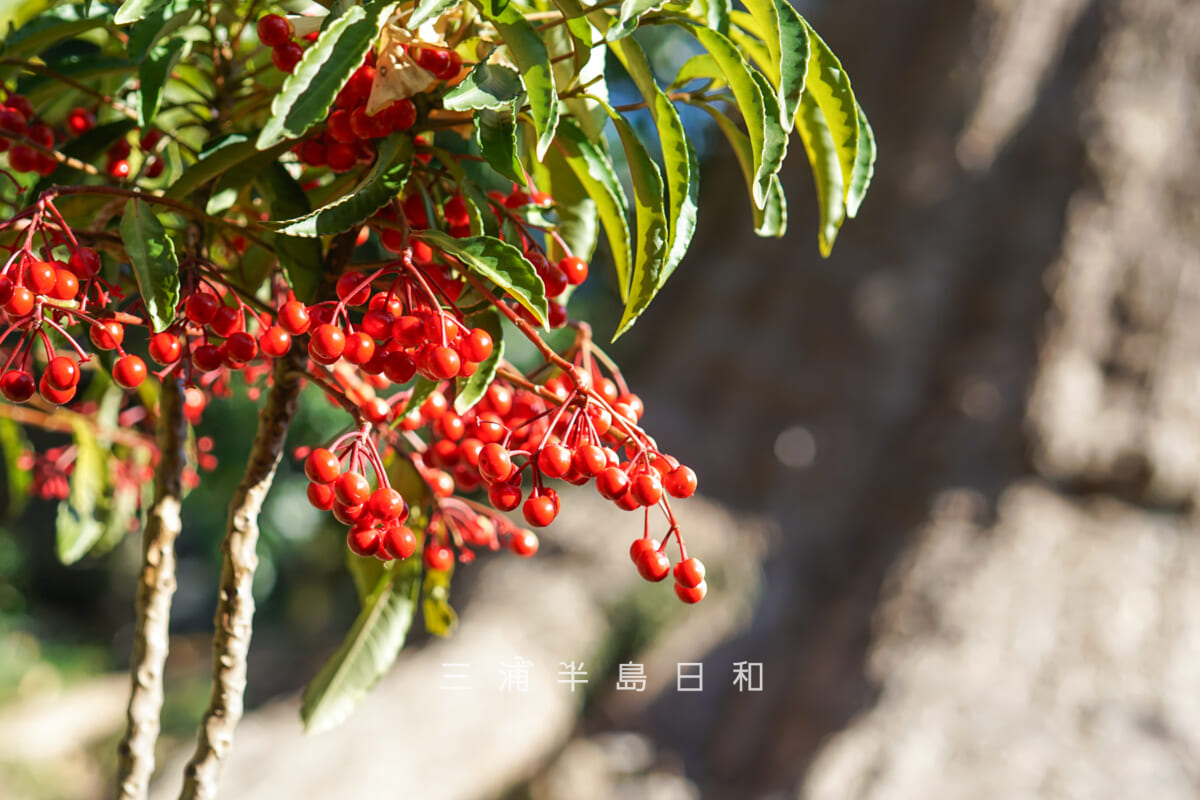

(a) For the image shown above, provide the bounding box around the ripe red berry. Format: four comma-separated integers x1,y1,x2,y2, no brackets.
279,300,310,334
89,319,124,350
307,482,335,510
347,524,381,557
51,269,78,300
636,548,670,582
223,332,258,364
522,494,558,527
45,356,80,391
488,481,522,512
597,467,630,500
107,158,131,179
477,443,513,484
185,292,220,325
537,443,571,479
384,525,417,559
1,370,35,403
629,538,659,565
5,286,33,316
559,256,588,285
26,260,56,294
325,142,357,172
673,558,706,589
209,306,242,338
39,374,76,405
631,472,663,506
384,99,417,132
572,444,607,478
0,275,13,305
413,47,451,75
382,350,416,383
462,328,493,363
148,332,182,365
368,487,407,520
424,543,455,571
309,324,346,361
510,530,538,557
443,195,469,227
336,271,371,305
192,344,223,372
343,331,376,366
332,501,365,525
272,41,304,73
305,448,342,483
665,465,697,498
259,326,292,357
537,263,568,298
335,471,371,506
361,309,395,341
674,581,707,604
257,14,293,47
428,346,460,380
113,355,147,389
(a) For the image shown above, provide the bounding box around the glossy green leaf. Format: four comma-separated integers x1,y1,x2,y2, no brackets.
608,112,668,341
1,4,114,60
550,0,593,74
56,420,107,565
119,199,180,332
0,419,32,520
742,0,808,131
454,307,504,414
300,558,422,734
167,134,293,201
751,66,789,179
695,101,786,237
795,91,844,257
540,145,598,264
846,101,876,218
474,0,558,160
409,0,457,29
555,118,630,300
608,38,698,286
270,134,414,237
257,0,398,149
609,0,666,41
422,565,457,637
799,17,859,205
414,230,549,327
255,163,325,303
443,60,523,111
475,108,526,187
136,37,187,128
126,0,200,63
114,0,167,25
669,53,725,91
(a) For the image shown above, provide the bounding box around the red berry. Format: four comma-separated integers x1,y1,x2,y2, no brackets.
68,247,101,278
279,300,310,334
368,487,407,520
107,158,131,179
341,331,375,366
636,548,670,582
428,346,460,380
424,544,454,571
325,142,356,171
572,444,606,478
224,331,258,363
307,482,335,510
631,472,663,506
382,350,416,383
1,370,35,403
113,355,147,389
89,320,124,350
305,448,342,483
629,538,658,564
209,305,242,337
38,374,76,405
413,47,451,75
148,332,182,365
383,525,417,559
259,326,292,357
5,286,33,316
309,324,346,361
537,443,571,479
488,481,522,512
335,471,371,506
477,443,513,484
443,195,469,227
384,99,416,132
256,14,293,48
272,41,304,73
510,530,538,557
537,263,568,298
327,109,356,144
362,396,390,423
462,328,493,363
665,465,697,498
192,344,223,372
597,467,630,500
673,557,706,588
559,256,588,285
332,501,365,525
674,581,707,604
0,275,12,305
361,309,395,341
522,494,558,527
299,139,326,167
185,292,220,325
145,157,164,178
26,260,56,294
45,356,80,391
347,524,381,557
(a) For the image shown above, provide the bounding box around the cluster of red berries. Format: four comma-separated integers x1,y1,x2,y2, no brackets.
630,538,708,604
255,13,307,74
104,129,164,181
1,93,60,177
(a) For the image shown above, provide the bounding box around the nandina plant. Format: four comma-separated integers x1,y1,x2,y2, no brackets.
0,0,873,797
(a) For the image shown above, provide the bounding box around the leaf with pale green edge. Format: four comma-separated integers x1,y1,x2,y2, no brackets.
701,0,730,35
114,0,167,25
0,419,32,520
255,163,325,303
1,4,115,61
56,420,107,565
398,376,441,418
136,37,187,127
443,60,523,111
608,0,666,41
549,0,593,73
474,0,558,160
608,112,668,341
300,558,422,734
608,38,698,287
270,134,414,238
555,118,630,299
550,0,609,139
695,101,786,237
119,199,179,332
846,101,876,218
167,134,293,201
741,0,808,131
677,23,780,209
475,108,526,187
454,307,503,414
409,0,457,29
257,0,398,150
799,17,859,205
540,146,598,264
126,0,201,63
726,21,774,82
414,230,549,327
751,66,788,176
422,565,457,637
669,53,725,91
795,91,844,257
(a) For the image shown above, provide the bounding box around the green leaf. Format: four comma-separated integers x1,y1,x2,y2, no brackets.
300,559,422,734
0,4,114,61
413,230,549,327
474,0,558,160
443,60,523,111
114,0,167,25
399,376,441,418
475,108,526,187
608,112,668,341
608,38,698,286
56,420,107,565
166,134,293,201
0,419,32,520
846,101,876,218
669,53,725,91
409,0,457,29
795,91,844,257
257,0,398,150
540,145,598,264
270,134,414,238
136,37,187,128
554,118,630,296
454,307,503,414
255,163,325,303
422,565,457,637
742,0,808,131
119,199,180,332
549,0,594,74
695,101,786,237
126,0,199,63
799,17,859,206
703,0,730,35
608,0,666,41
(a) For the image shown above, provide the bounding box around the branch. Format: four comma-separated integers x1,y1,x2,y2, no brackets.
115,376,187,800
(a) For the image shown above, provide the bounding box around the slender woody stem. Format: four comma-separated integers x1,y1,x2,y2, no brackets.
115,377,187,800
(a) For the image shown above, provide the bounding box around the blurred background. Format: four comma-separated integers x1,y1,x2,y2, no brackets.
4,0,1200,797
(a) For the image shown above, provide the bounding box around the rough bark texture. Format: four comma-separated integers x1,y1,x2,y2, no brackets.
115,376,188,800
176,349,304,800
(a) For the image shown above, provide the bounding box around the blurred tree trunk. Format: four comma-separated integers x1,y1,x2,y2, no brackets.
609,0,1200,796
